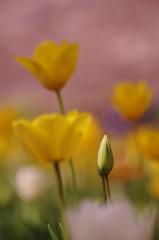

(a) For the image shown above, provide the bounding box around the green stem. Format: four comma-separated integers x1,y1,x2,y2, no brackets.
69,158,78,205
53,162,65,208
56,91,65,114
105,176,111,201
55,90,78,205
102,177,107,202
132,122,148,206
132,122,144,174
53,163,71,240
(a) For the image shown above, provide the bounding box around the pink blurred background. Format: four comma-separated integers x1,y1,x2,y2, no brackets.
1,0,159,116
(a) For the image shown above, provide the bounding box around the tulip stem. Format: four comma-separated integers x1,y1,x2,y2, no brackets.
53,163,71,240
105,176,111,201
53,162,65,207
69,158,78,206
102,177,107,202
56,90,78,206
56,91,65,115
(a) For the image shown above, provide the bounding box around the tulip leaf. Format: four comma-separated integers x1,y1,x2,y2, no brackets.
59,223,66,240
48,224,59,240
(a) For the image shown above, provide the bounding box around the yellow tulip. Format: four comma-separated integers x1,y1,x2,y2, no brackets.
111,80,152,121
13,110,92,163
137,127,159,160
15,41,79,91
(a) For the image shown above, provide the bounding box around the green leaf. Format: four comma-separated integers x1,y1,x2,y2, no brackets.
48,224,59,240
59,223,66,240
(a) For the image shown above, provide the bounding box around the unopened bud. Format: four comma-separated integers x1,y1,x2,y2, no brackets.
97,135,114,177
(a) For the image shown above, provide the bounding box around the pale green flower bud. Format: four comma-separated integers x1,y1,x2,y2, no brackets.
97,135,114,177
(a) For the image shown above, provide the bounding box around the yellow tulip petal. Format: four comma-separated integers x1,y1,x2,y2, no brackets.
32,114,69,161
13,120,51,162
136,81,152,112
72,117,103,179
33,41,60,76
15,56,42,80
61,113,92,159
49,119,71,161
112,82,133,115
72,113,92,133
60,40,69,50
51,44,79,90
137,80,148,94
32,114,61,130
66,110,79,122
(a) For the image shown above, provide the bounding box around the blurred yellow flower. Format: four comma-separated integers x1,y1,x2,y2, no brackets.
15,41,79,91
109,135,142,181
72,118,103,182
148,177,159,199
13,110,92,163
60,118,103,186
0,106,19,157
111,80,152,121
137,127,159,160
145,161,159,199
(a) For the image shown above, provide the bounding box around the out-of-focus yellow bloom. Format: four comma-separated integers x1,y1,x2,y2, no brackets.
13,110,91,163
61,118,103,185
0,106,19,157
137,127,159,160
111,80,152,121
145,161,159,199
123,131,144,169
72,118,103,181
109,135,142,181
148,177,159,199
15,41,79,91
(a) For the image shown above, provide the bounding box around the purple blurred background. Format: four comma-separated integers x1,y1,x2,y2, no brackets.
1,0,159,118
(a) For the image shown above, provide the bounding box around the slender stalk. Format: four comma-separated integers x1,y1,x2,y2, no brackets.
56,91,65,114
53,162,65,207
69,158,78,205
53,163,71,240
105,176,111,201
55,90,78,205
132,122,148,205
132,122,144,174
102,177,107,202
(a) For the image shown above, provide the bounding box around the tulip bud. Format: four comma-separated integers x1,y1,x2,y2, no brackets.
97,135,114,177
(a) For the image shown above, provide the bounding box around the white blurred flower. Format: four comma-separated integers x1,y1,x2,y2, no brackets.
14,166,47,201
67,199,155,240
